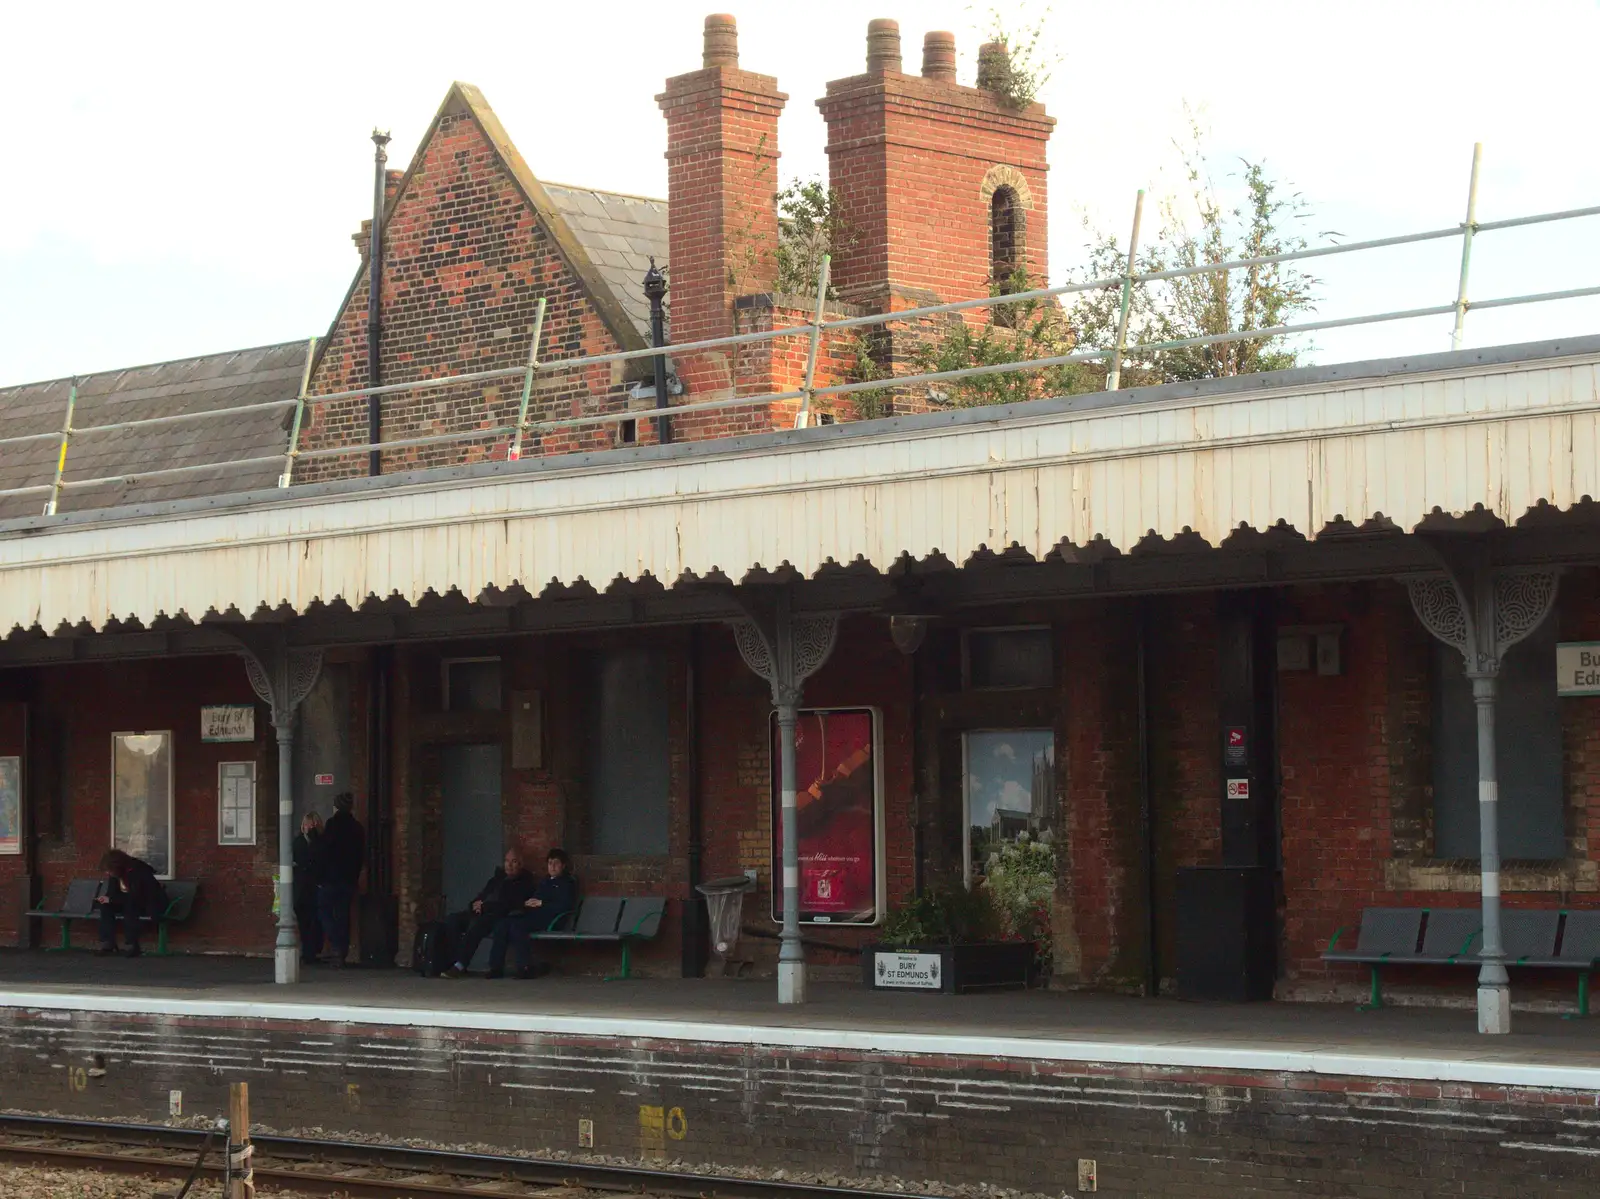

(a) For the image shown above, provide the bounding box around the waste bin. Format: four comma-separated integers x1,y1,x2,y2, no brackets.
696,874,756,978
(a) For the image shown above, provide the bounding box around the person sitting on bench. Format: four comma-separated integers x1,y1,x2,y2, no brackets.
490,847,577,980
440,847,541,979
96,848,167,958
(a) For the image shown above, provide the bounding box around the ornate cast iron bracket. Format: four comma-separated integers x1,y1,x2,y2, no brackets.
1407,567,1558,677
236,638,324,727
730,595,838,706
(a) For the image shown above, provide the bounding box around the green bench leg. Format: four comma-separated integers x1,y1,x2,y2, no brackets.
1358,964,1385,1011
58,920,71,951
604,940,633,982
155,921,169,956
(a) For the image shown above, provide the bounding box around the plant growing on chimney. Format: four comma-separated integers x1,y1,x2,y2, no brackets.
978,8,1060,109
725,134,775,303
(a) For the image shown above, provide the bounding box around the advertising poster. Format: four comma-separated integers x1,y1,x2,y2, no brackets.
771,707,880,924
0,756,18,854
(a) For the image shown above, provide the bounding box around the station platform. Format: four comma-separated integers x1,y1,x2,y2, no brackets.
2,950,1598,1196
0,949,1596,1088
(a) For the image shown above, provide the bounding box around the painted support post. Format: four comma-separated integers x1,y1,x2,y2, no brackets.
240,638,324,985
1408,555,1557,1034
279,336,318,488
43,380,77,517
1451,142,1483,351
1105,190,1145,392
730,592,839,1004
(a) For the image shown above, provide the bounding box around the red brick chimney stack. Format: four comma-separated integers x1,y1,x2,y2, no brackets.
818,20,1055,311
658,14,788,396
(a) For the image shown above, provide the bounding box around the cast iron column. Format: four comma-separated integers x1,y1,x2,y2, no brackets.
731,593,839,1004
241,639,325,985
1408,555,1557,1034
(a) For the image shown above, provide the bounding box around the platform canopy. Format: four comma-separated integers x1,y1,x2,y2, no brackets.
1,337,1598,640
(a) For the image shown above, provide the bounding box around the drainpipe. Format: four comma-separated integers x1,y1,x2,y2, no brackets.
683,626,704,976
1137,599,1158,996
367,130,391,478
644,259,671,445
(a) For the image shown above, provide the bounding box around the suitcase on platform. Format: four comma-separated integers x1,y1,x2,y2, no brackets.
412,921,450,978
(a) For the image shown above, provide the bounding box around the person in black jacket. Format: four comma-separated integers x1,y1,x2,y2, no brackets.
489,848,577,980
440,847,540,979
96,848,168,958
292,811,326,965
316,793,365,967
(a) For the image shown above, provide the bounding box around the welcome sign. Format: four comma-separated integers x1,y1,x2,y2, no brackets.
872,951,943,990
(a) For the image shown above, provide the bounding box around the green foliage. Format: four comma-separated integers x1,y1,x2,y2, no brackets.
1068,122,1324,384
881,886,1001,948
983,835,1056,964
908,270,1096,408
843,330,894,421
775,179,852,299
979,9,1059,109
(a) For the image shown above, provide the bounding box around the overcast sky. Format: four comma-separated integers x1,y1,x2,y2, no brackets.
2,0,1597,385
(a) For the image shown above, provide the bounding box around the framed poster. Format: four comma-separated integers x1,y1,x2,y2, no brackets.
217,761,257,846
0,756,20,855
962,729,1055,886
111,731,174,878
770,707,884,925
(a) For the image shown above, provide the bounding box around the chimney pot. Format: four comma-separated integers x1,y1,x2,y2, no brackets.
921,31,957,82
976,40,1012,92
866,18,902,73
703,13,739,68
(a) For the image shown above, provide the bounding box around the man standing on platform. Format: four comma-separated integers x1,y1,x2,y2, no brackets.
317,793,365,968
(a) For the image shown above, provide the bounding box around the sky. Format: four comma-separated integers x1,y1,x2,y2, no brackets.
2,0,1598,386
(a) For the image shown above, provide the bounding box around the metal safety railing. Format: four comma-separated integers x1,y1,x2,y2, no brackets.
7,143,1599,512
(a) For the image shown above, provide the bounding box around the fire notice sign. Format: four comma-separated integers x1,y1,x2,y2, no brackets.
1226,778,1251,800
770,707,883,925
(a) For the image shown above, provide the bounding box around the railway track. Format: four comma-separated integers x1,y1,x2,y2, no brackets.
0,1114,937,1199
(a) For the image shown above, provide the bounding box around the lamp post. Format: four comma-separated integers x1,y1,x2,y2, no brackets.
644,259,671,446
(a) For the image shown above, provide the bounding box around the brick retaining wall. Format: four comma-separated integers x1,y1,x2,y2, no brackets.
2,1007,1596,1196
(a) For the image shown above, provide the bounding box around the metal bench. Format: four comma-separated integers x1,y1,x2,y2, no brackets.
1324,906,1599,1015
532,895,666,980
24,879,104,950
23,878,198,954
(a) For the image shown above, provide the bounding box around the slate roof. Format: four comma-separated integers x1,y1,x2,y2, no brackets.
0,341,311,521
542,184,668,340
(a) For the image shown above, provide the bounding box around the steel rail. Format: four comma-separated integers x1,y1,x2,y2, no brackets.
0,1114,942,1199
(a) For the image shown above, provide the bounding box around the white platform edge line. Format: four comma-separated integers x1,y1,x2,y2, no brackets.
3,990,1598,1092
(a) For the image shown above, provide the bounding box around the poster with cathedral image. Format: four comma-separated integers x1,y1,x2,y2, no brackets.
963,731,1055,884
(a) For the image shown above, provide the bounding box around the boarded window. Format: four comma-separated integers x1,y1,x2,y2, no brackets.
585,650,670,855
965,627,1053,690
1432,615,1563,859
444,658,502,712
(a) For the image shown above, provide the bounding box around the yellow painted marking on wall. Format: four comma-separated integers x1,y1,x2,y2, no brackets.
666,1106,687,1141
638,1105,665,1159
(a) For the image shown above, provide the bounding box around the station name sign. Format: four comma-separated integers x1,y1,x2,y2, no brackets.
201,705,255,743
1557,643,1600,697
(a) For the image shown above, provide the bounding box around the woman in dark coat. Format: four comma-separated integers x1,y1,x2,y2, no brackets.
292,811,326,965
96,848,168,958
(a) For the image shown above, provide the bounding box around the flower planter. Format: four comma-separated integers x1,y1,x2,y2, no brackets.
862,941,1036,993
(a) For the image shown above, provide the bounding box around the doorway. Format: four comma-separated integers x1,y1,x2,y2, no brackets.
439,743,502,969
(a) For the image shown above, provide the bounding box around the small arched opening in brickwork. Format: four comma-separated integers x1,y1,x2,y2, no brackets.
989,186,1026,325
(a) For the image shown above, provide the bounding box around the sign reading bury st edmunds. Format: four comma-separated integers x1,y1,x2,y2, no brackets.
200,705,255,743
1557,643,1600,697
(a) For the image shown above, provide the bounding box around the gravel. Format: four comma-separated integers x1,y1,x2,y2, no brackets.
0,1162,334,1198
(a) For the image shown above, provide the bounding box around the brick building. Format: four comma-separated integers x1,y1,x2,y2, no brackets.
1,13,1598,1033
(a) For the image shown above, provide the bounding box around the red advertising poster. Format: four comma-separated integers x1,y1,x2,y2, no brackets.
771,708,879,924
